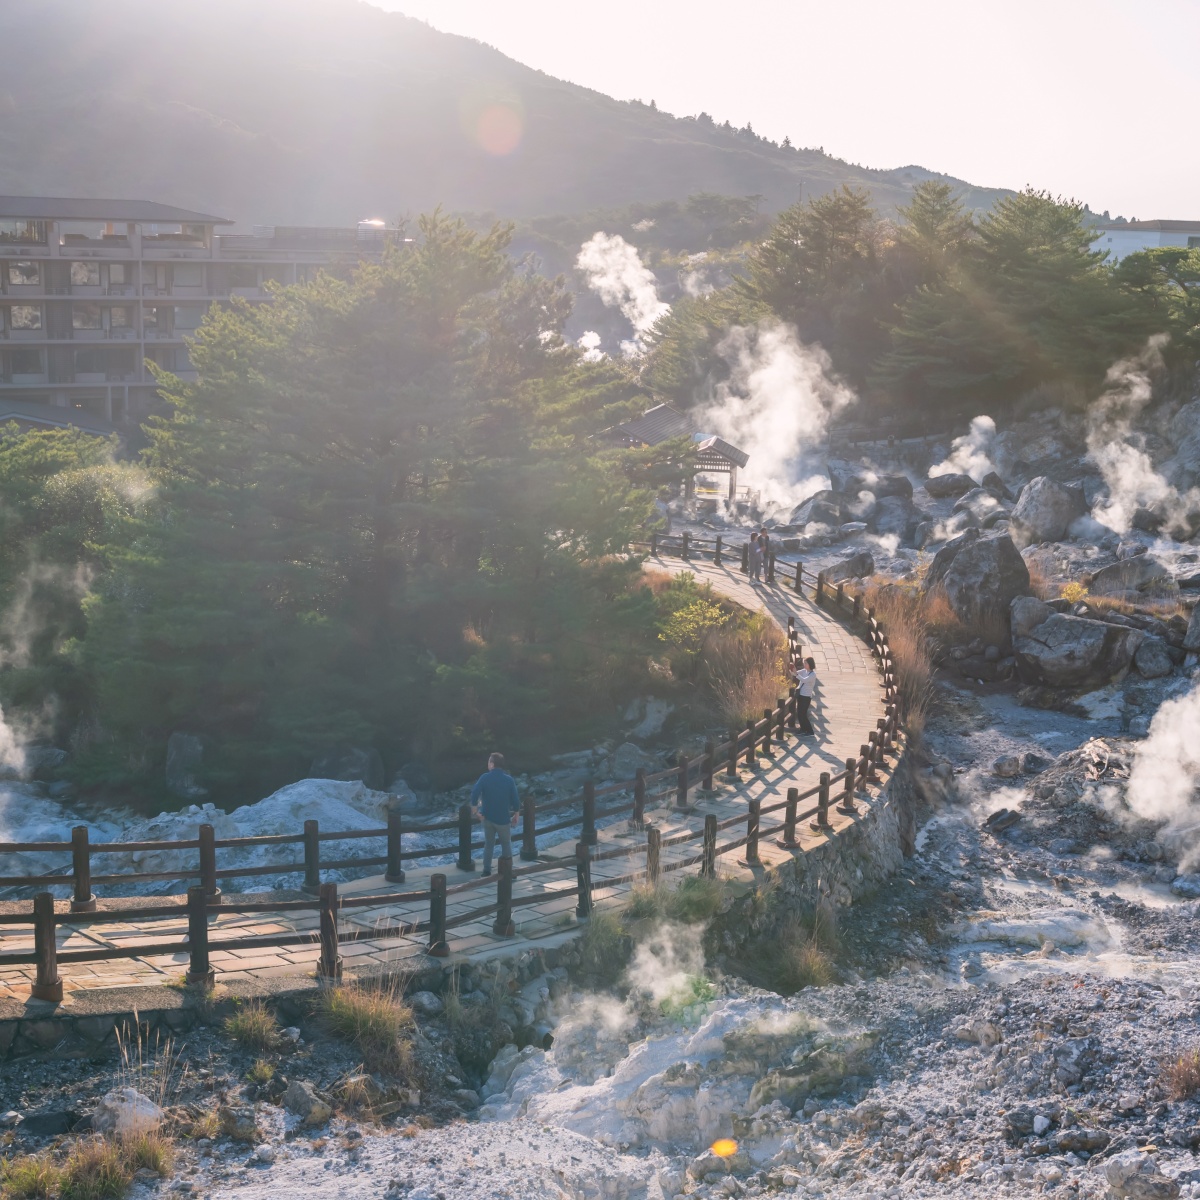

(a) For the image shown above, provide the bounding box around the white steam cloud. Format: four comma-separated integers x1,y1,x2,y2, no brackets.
576,330,604,362
0,705,25,777
929,415,996,482
1087,335,1200,537
696,322,856,517
1126,679,1200,866
576,232,669,357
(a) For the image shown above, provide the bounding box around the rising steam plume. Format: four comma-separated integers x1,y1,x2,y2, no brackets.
696,322,856,517
576,232,670,357
929,415,996,482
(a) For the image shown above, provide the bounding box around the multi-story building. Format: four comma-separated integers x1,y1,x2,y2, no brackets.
0,197,396,430
1091,219,1200,264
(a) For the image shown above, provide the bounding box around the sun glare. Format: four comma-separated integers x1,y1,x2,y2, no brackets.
474,102,523,156
711,1138,738,1158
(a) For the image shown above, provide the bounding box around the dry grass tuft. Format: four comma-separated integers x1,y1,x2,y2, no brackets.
246,1059,275,1085
223,1001,280,1053
0,1154,62,1199
862,581,934,735
1164,1047,1200,1100
116,1132,173,1179
739,909,839,996
317,981,414,1075
58,1139,130,1200
703,614,787,727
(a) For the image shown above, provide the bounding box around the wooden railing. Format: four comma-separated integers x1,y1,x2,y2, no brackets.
0,556,902,999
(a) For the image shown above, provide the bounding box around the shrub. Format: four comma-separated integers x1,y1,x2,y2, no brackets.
117,1132,173,1179
59,1139,130,1200
0,1154,62,1199
1164,1047,1200,1100
1060,581,1088,604
223,1001,279,1053
736,911,839,996
659,974,717,1019
701,613,787,727
577,907,627,983
317,981,413,1074
246,1059,275,1085
663,875,726,924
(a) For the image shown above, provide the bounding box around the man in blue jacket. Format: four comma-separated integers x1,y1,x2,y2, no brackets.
471,752,521,876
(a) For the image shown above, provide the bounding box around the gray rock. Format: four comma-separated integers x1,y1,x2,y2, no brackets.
92,1087,163,1137
1105,1149,1180,1199
1008,476,1087,549
1089,555,1176,601
1012,606,1145,690
982,471,1014,501
924,472,977,499
0,1112,19,1128
1010,595,1053,639
824,552,875,585
452,1088,481,1111
166,732,207,800
1117,540,1148,560
310,745,385,790
992,755,1022,778
926,530,1030,628
409,990,444,1017
952,487,1009,526
282,1080,332,1127
1134,636,1174,679
870,494,925,544
24,746,67,778
791,491,843,528
218,1104,261,1143
1184,604,1200,653
1171,874,1200,899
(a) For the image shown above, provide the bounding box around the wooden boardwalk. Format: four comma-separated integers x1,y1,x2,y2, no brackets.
0,559,887,1003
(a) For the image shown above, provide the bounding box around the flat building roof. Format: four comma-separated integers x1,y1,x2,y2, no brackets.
0,196,232,225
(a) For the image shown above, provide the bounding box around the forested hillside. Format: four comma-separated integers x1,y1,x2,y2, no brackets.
0,0,1010,226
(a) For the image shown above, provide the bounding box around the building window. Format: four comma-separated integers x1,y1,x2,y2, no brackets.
109,305,133,328
6,348,44,376
173,264,204,288
74,348,108,375
0,220,46,245
70,262,101,287
10,305,42,330
174,306,204,331
144,306,160,330
72,303,103,330
228,264,258,289
108,264,129,286
7,261,40,286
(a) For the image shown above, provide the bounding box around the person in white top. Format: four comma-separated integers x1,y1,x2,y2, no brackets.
794,656,817,735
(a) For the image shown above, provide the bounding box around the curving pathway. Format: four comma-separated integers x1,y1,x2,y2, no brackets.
0,560,886,1004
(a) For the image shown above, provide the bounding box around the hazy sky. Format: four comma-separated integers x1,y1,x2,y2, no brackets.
371,0,1193,218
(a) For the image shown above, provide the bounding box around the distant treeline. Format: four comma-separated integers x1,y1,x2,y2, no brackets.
645,183,1200,413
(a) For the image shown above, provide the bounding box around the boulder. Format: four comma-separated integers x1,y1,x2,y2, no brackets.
925,530,1030,628
982,471,1014,501
1012,606,1144,690
1011,596,1053,639
1088,555,1176,601
924,472,976,499
23,746,67,779
952,487,1009,527
1185,605,1200,652
309,745,385,790
218,1104,260,1143
165,732,206,800
1105,1150,1180,1200
282,1079,332,1127
869,495,925,544
791,491,842,528
1166,399,1200,491
608,742,660,779
846,472,912,502
1134,636,1174,679
409,990,444,1017
823,552,875,585
91,1088,162,1137
1008,476,1086,549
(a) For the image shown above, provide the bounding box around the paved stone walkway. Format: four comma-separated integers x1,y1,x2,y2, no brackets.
0,559,886,1003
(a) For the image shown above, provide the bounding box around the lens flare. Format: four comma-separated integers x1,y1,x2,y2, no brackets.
475,103,523,156
711,1138,738,1158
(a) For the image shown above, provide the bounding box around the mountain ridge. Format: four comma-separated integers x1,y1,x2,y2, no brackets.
0,0,1013,227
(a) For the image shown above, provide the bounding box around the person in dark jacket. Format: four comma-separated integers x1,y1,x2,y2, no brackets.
471,752,521,876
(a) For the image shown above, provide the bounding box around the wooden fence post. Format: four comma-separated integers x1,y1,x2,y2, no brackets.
575,842,592,919
582,780,598,845
520,792,538,861
767,552,776,583
702,741,714,791
385,806,405,883
302,819,321,895
859,743,873,788
839,759,857,815
877,717,891,759
714,535,723,566
853,592,862,621
726,729,739,780
794,560,803,592
493,856,515,937
744,721,756,768
186,885,214,987
70,826,96,913
744,799,761,866
741,542,749,574
681,530,690,561
317,881,341,982
31,892,62,1003
866,733,880,782
761,709,774,757
199,823,221,902
646,825,661,885
775,698,786,742
836,581,845,610
632,768,647,829
816,571,826,603
701,814,717,879
650,530,658,557
676,755,689,809
427,874,449,957
811,772,831,832
457,803,476,872
779,786,799,848
787,687,798,729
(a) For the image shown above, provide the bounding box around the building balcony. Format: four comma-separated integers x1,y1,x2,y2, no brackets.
5,373,48,385
0,329,45,341
106,284,134,297
74,371,107,384
71,328,106,341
